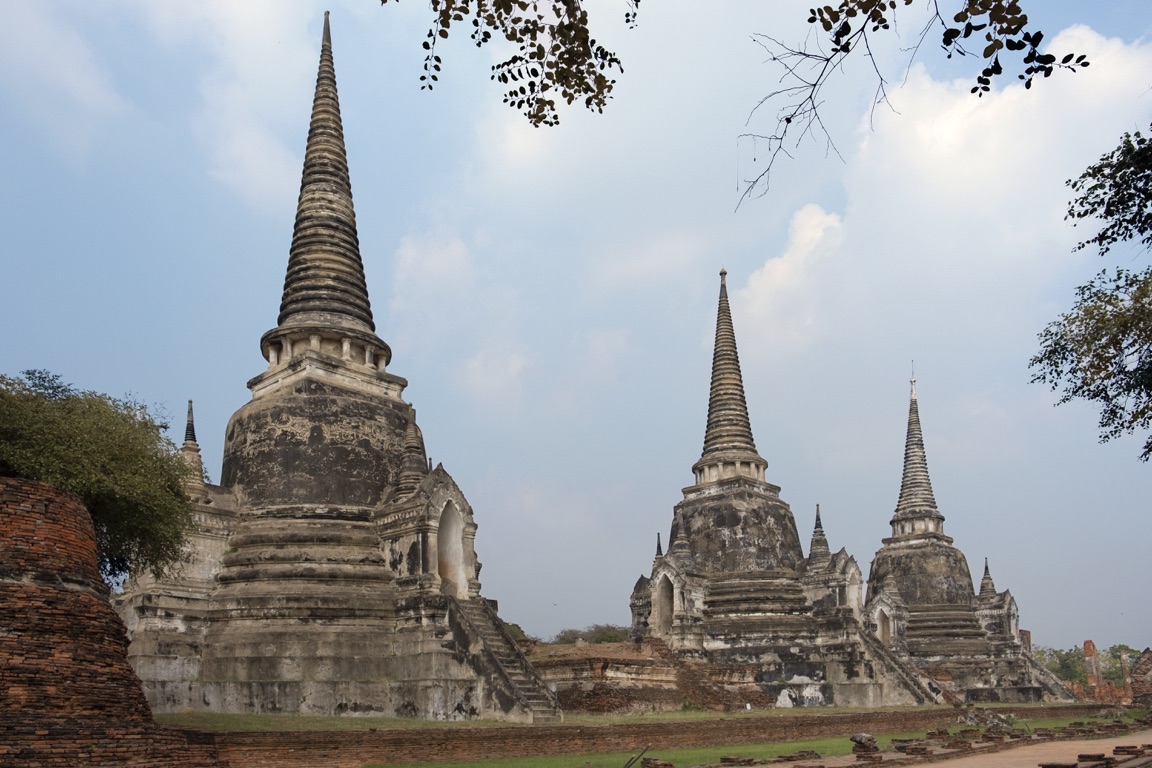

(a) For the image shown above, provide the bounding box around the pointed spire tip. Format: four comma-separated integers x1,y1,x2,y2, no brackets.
184,399,197,444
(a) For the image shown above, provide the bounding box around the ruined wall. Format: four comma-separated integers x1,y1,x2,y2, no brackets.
1132,649,1152,706
0,477,222,767
206,704,1111,768
0,478,150,722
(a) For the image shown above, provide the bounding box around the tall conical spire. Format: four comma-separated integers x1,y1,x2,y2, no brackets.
691,270,767,487
184,399,197,443
891,377,945,531
277,11,373,332
256,13,394,381
894,378,939,517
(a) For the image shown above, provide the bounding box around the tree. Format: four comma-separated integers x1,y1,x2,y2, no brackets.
379,0,631,128
1033,645,1087,685
1030,126,1152,462
550,623,631,643
0,370,193,581
1102,643,1141,685
742,0,1087,202
383,1,1085,189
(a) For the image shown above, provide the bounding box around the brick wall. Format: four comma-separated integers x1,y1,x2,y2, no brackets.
212,704,1111,768
0,477,223,767
0,477,103,591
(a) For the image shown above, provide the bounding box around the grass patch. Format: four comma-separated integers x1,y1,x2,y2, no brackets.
155,705,942,732
367,732,941,768
368,736,859,768
153,712,518,731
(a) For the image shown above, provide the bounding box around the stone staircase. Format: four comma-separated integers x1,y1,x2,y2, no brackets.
857,624,940,705
455,598,562,723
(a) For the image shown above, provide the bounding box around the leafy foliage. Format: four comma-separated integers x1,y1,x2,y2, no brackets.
551,623,631,644
1103,643,1141,685
1067,128,1152,256
0,370,193,580
1033,645,1087,685
380,1,1080,145
501,619,540,643
742,1,1087,202
1034,644,1142,687
1031,268,1152,461
381,0,631,127
1031,124,1152,462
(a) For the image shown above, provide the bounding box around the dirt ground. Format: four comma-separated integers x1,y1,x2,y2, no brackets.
780,729,1152,768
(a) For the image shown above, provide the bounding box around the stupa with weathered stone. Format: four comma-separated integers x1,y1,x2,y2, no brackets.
115,14,559,722
863,379,1071,702
628,271,935,707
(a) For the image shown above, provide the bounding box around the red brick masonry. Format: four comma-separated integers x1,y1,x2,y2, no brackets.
0,477,221,767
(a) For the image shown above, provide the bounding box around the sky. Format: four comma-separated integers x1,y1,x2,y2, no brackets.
1,0,1149,650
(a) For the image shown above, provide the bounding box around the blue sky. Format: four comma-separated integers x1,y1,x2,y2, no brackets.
1,0,1149,648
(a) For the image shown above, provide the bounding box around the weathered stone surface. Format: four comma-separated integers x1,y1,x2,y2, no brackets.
863,381,1070,703
627,273,933,709
114,14,558,723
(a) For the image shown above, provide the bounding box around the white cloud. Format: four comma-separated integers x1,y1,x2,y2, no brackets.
735,204,843,353
456,344,530,408
133,0,316,213
0,1,128,157
593,230,708,289
390,235,477,319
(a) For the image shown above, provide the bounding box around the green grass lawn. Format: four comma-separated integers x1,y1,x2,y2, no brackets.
155,706,1146,768
367,731,937,768
155,704,938,732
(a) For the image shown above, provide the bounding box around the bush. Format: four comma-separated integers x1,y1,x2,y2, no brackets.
551,623,631,644
0,370,193,581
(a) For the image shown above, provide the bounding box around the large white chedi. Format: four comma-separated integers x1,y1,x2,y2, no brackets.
115,14,559,723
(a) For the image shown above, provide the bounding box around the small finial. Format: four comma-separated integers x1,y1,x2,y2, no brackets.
814,503,823,530
656,532,663,557
184,399,197,443
719,268,727,285
323,11,331,46
983,557,990,577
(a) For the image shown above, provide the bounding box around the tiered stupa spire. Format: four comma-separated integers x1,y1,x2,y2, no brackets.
691,270,767,487
808,504,831,569
394,408,429,498
258,12,392,374
979,558,997,597
184,399,198,444
180,400,207,498
890,377,945,536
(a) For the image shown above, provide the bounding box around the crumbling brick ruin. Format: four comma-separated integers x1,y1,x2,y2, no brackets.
1079,639,1134,704
0,477,222,766
113,14,558,723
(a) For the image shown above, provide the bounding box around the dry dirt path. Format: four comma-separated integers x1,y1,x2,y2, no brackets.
784,729,1152,768
928,730,1152,768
